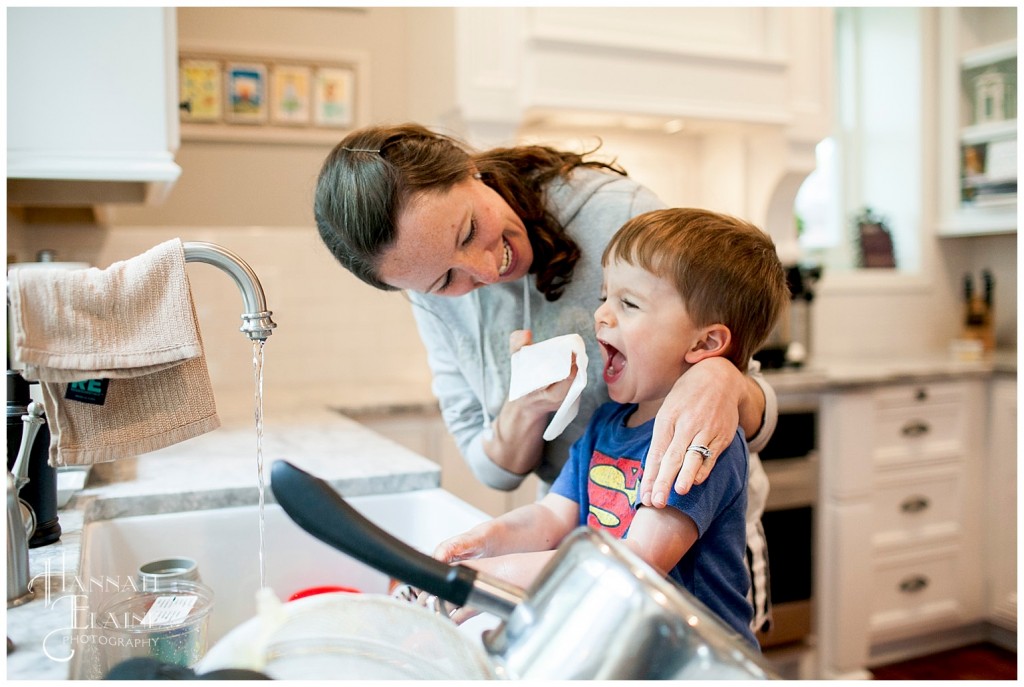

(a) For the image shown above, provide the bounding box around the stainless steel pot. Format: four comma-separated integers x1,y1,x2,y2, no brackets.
269,460,776,680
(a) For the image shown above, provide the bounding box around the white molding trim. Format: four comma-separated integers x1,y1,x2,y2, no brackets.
525,8,789,68
7,152,181,183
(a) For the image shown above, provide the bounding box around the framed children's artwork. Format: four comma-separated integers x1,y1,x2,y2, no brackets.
177,46,365,141
313,67,355,128
270,64,312,125
225,62,268,123
179,59,222,122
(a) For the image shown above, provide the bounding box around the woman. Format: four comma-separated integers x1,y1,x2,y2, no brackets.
315,122,777,498
315,123,777,630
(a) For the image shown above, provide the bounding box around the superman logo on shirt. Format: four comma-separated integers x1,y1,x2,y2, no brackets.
586,450,643,538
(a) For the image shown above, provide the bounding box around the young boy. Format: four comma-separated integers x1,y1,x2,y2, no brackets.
431,208,789,647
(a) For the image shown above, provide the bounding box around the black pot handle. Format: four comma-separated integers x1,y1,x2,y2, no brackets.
270,459,478,607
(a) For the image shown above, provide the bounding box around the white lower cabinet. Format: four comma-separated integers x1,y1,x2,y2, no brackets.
817,380,986,678
355,411,540,517
986,377,1017,631
869,544,970,641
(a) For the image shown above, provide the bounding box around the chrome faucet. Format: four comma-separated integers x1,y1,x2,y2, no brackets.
182,242,277,341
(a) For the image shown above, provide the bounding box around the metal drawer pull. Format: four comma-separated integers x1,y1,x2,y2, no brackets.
899,576,929,594
915,388,928,401
900,496,930,513
901,421,930,437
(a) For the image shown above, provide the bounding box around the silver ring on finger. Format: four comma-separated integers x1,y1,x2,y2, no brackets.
686,443,713,460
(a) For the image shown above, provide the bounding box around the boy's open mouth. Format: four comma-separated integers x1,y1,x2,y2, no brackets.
600,340,626,383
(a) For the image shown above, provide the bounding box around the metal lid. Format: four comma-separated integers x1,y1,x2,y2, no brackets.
7,371,32,414
137,557,200,590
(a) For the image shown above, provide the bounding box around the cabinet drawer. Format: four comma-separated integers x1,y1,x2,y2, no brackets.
872,400,966,468
869,547,964,642
873,381,967,409
871,464,963,552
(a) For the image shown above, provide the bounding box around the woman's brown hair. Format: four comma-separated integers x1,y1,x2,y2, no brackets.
314,123,626,300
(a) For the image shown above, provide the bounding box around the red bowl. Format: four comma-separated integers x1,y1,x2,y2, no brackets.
287,585,361,601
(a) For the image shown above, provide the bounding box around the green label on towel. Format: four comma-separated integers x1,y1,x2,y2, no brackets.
65,379,109,405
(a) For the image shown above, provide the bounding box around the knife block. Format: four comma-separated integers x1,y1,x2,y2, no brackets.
962,296,995,351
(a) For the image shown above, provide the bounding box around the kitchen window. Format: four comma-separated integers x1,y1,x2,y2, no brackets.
796,7,924,277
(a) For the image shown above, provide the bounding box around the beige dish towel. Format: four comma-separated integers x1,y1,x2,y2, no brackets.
7,238,220,467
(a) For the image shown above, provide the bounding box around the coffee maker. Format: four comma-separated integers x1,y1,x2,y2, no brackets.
7,369,61,547
754,265,822,370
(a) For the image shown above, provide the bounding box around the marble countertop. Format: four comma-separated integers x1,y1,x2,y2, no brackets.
6,408,442,680
329,350,1017,415
761,349,1015,395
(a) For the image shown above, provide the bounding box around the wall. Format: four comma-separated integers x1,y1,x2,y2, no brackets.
7,7,437,421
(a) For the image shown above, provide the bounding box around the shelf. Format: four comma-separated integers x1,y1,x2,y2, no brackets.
181,122,348,147
960,120,1016,145
940,9,1018,238
961,40,1017,70
938,209,1017,238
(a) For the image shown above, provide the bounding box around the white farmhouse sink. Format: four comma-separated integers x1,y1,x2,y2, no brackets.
72,488,491,678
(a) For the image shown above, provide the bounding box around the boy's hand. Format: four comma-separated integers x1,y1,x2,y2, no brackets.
430,531,490,625
433,528,488,564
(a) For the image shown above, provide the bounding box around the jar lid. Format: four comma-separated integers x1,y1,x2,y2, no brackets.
138,557,200,586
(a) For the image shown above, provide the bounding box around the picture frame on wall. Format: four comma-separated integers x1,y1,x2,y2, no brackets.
225,62,268,123
179,59,222,122
313,66,355,128
270,64,312,125
177,45,365,141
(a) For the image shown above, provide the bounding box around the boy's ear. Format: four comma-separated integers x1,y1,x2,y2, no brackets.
684,323,731,364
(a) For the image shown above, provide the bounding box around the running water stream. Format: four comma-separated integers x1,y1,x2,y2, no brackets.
253,340,268,590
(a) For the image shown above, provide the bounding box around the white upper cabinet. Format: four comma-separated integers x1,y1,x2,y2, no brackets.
7,7,181,205
936,7,1017,236
434,7,832,144
407,8,833,253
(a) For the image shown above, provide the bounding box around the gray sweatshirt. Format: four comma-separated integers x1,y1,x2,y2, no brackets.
408,167,777,490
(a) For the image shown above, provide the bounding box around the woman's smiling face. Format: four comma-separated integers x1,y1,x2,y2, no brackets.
378,175,533,296
595,257,703,411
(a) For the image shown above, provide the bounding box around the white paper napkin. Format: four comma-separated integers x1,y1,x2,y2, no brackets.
508,333,589,441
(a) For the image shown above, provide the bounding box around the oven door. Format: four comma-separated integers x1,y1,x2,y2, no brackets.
755,403,818,650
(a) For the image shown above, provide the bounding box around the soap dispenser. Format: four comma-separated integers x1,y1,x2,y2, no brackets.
6,370,61,547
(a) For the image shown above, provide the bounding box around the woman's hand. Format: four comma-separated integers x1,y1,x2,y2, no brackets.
640,357,765,508
482,329,578,475
507,330,579,413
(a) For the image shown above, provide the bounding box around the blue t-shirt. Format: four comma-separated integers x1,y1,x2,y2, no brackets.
551,401,757,647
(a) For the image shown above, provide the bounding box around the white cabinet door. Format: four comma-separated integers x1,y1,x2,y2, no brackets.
7,7,181,204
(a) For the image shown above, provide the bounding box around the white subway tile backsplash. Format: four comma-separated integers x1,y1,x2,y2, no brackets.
7,223,435,414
